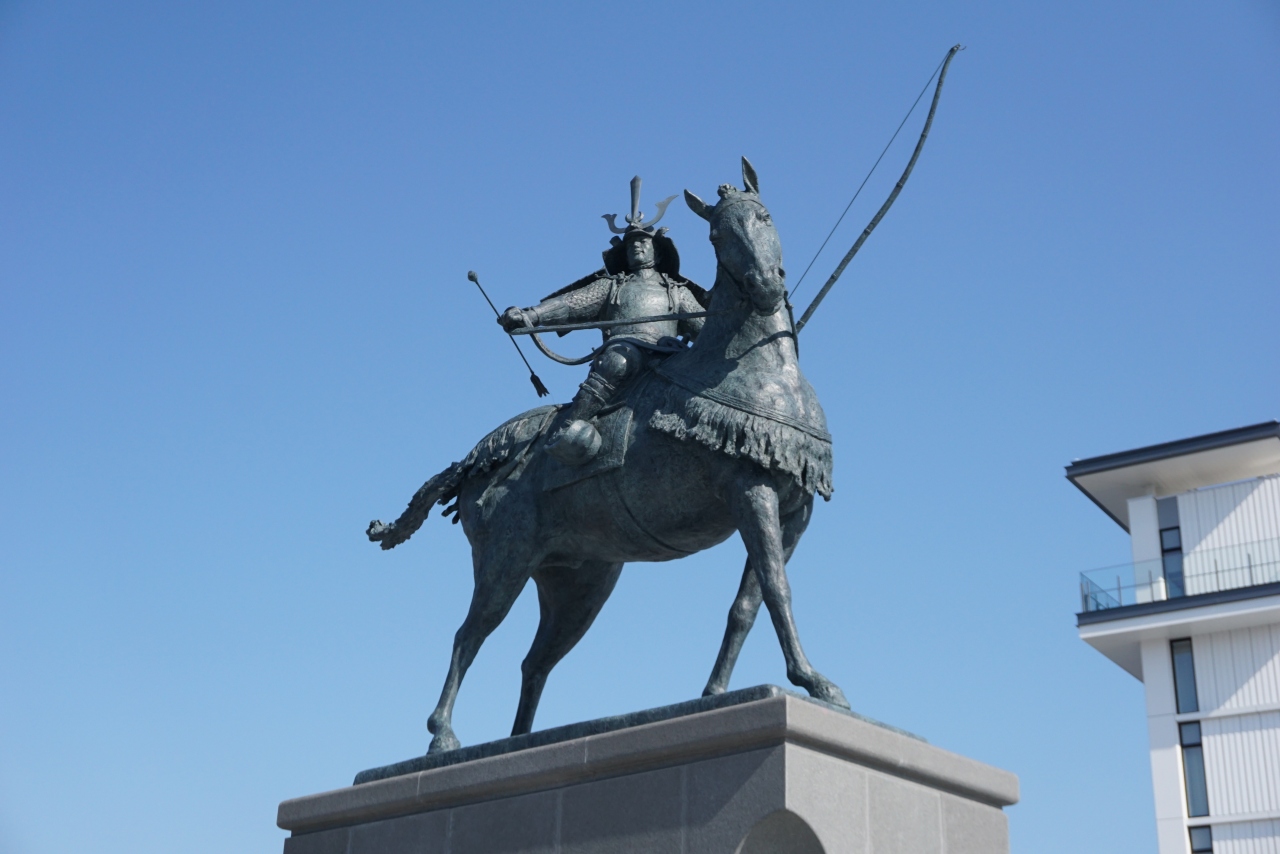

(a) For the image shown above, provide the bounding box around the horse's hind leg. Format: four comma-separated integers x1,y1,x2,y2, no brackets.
426,542,534,753
703,496,812,696
511,561,624,736
729,476,849,709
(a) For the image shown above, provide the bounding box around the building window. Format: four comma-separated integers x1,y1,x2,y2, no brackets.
1180,721,1210,817
1171,639,1199,714
1189,826,1213,853
1157,496,1184,598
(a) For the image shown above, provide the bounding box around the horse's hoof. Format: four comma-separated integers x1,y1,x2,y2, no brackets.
428,731,461,754
811,681,851,710
702,683,727,697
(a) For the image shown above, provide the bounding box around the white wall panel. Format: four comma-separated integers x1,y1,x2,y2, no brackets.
1179,475,1280,551
1131,496,1162,602
1143,639,1187,854
1212,819,1280,854
1194,627,1280,712
1180,476,1280,595
1202,711,1280,816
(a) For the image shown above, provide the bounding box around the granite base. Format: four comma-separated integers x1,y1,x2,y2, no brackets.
278,686,1018,854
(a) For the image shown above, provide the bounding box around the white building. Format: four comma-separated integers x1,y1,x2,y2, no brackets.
1069,421,1280,854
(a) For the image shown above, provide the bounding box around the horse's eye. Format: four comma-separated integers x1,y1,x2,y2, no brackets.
709,230,719,240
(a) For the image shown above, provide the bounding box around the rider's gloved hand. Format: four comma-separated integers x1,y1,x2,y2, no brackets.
497,306,532,332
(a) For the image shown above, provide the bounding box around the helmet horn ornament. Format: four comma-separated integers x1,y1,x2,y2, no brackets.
603,176,677,235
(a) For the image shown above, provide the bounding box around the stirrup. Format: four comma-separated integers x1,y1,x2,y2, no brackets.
546,419,602,466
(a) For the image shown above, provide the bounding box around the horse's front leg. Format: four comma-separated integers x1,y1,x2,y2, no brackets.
703,495,813,696
727,476,848,709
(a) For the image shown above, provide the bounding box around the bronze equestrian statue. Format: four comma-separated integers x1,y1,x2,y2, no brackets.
368,159,848,754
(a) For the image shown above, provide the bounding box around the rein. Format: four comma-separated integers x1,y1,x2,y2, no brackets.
715,261,788,320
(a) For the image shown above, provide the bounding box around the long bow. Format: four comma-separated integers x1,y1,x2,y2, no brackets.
794,44,964,333
525,329,602,366
517,310,718,365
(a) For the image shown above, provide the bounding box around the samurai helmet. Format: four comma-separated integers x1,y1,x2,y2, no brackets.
602,176,677,241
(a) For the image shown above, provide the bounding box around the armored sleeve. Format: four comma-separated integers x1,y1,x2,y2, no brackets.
527,276,613,326
675,286,706,340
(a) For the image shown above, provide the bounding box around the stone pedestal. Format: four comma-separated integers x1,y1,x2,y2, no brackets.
278,686,1018,854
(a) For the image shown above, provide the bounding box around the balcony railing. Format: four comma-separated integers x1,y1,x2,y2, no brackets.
1079,536,1280,613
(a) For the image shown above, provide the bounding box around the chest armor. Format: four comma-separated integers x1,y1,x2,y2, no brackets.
604,273,677,344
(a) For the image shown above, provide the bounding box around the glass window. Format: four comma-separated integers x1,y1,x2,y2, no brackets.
1189,826,1212,853
1180,721,1209,817
1164,546,1186,598
1157,499,1184,596
1172,639,1199,714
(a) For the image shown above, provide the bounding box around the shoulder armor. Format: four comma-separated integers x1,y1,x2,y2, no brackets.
663,273,711,309
542,267,610,302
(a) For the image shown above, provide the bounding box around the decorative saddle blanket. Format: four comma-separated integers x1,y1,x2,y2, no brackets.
648,366,834,500
462,364,832,501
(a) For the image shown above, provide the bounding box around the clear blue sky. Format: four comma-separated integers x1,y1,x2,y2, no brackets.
1,2,1276,852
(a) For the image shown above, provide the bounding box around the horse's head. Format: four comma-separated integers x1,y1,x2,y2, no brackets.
685,158,785,316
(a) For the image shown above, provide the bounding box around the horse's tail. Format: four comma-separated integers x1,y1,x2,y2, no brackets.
366,462,466,550
367,403,562,551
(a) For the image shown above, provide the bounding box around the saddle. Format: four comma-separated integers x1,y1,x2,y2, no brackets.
541,401,635,492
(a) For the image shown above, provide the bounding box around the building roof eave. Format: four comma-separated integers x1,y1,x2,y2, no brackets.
1065,421,1280,530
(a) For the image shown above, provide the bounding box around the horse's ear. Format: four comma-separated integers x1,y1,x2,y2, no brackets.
741,157,759,194
684,189,712,221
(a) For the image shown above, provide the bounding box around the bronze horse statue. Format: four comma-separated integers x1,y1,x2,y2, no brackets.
368,159,848,753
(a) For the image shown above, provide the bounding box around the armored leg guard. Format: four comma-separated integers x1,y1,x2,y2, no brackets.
546,341,642,466
545,374,615,466
568,372,616,422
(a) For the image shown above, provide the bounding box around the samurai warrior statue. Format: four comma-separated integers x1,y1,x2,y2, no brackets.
499,177,709,466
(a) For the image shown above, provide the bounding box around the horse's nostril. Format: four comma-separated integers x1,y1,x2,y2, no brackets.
777,267,786,279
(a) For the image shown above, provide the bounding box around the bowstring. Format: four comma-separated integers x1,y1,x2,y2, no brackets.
789,53,949,300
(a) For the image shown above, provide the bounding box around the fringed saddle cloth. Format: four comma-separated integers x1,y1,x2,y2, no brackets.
447,400,638,498
648,366,834,500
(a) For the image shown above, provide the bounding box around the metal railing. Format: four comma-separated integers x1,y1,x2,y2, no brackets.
1079,536,1280,613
